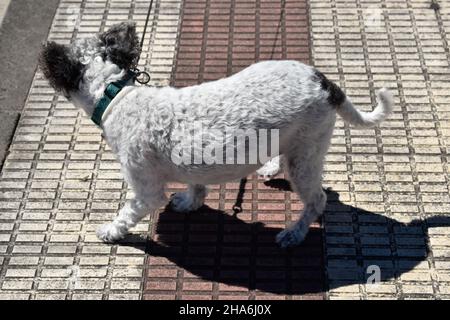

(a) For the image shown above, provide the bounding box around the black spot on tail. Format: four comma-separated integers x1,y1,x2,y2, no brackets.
313,69,346,106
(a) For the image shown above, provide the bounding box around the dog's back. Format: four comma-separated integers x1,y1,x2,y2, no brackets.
103,60,392,180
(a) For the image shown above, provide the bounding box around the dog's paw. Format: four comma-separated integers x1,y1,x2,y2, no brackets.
257,157,281,180
96,223,126,243
169,192,201,213
276,222,308,248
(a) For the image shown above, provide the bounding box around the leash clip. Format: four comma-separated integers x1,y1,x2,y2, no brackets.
130,68,151,84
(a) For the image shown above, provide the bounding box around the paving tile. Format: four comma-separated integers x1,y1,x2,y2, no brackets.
311,0,450,299
142,0,325,300
0,0,174,300
1,0,448,301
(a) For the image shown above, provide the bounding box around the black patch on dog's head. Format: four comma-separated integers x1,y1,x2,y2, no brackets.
39,41,84,95
313,69,346,106
100,22,141,70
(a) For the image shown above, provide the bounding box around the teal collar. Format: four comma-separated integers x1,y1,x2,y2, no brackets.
91,70,136,126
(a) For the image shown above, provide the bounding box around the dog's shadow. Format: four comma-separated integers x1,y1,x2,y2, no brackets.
122,179,450,295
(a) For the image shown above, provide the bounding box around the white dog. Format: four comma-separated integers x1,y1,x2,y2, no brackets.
38,22,393,247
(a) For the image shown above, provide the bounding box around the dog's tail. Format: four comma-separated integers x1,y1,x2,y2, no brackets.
315,69,393,128
336,88,394,128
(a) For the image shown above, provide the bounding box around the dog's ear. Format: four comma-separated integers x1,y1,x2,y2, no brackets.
100,22,140,70
38,41,83,94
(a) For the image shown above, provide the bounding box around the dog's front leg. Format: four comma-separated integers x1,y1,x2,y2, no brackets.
97,170,167,242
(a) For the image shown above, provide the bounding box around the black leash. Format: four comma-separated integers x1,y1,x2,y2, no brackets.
232,177,248,216
141,0,154,49
129,0,154,84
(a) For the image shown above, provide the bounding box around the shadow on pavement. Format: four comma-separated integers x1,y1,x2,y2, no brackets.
121,179,450,295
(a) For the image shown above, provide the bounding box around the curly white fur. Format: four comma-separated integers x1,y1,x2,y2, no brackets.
81,60,392,247
40,25,393,247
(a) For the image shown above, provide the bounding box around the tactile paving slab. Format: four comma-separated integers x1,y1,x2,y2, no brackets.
310,0,450,299
2,0,448,301
143,0,326,300
0,0,180,300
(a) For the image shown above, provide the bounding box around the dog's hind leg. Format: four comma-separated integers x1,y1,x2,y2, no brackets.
276,130,332,248
97,170,167,242
170,184,207,213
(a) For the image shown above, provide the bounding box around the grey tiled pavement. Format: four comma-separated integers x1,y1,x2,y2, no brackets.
0,0,450,299
311,0,450,299
0,0,181,300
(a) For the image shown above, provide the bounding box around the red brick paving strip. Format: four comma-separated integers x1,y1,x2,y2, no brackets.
143,0,325,300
